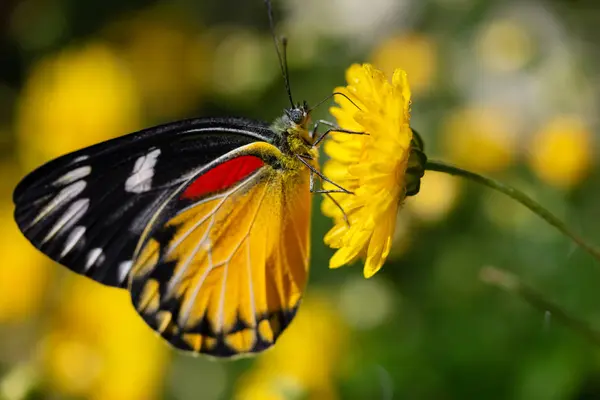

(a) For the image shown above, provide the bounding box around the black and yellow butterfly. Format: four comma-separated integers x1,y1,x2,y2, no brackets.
12,0,359,357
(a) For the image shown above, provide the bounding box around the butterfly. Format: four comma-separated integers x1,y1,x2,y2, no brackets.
12,0,361,358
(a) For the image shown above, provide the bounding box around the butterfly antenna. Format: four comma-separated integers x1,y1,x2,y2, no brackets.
308,92,363,113
281,37,293,105
264,0,294,107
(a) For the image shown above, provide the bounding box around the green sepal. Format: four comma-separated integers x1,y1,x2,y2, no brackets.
405,128,427,197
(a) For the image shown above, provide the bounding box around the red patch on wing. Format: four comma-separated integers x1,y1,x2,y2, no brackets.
181,155,264,199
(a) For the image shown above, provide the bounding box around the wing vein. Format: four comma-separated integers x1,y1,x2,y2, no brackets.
246,239,257,328
216,174,272,333
164,173,259,259
167,213,216,302
177,215,216,327
164,172,264,297
286,191,308,263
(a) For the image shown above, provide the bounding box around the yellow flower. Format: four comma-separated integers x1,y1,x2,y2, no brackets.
40,278,168,400
16,41,141,170
321,63,419,278
211,28,279,101
233,295,347,400
440,106,517,173
476,19,534,73
0,160,50,323
406,171,461,224
528,115,593,189
109,7,212,119
0,202,50,323
370,33,438,94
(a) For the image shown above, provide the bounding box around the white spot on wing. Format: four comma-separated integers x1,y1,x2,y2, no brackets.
43,198,89,243
32,180,87,227
54,166,91,186
74,155,89,162
61,225,86,257
125,148,161,193
118,261,133,283
85,248,105,271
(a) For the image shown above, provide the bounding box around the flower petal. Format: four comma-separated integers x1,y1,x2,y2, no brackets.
329,244,362,269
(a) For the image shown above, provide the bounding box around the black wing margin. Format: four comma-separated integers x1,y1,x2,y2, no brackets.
13,117,275,288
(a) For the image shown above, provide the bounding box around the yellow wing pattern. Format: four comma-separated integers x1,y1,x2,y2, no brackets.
129,146,311,357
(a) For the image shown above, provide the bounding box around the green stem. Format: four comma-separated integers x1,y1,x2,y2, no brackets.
480,266,600,346
425,160,600,261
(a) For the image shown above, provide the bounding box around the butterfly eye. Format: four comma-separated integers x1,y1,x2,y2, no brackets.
289,109,305,125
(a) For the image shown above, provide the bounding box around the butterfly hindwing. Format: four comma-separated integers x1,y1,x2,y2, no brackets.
129,141,311,357
13,118,275,287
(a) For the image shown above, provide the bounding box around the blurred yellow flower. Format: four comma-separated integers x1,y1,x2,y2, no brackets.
338,276,394,330
0,201,50,323
0,362,38,400
441,106,517,173
407,171,461,223
321,64,413,278
211,29,279,101
234,295,348,400
528,116,593,190
476,19,534,73
111,8,211,119
16,41,141,170
371,33,437,94
40,278,168,400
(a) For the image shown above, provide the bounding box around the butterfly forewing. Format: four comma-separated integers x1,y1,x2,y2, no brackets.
13,118,274,287
129,141,311,357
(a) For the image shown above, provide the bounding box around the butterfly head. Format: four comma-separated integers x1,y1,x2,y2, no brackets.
278,100,315,151
270,101,315,160
284,101,311,131
284,101,310,127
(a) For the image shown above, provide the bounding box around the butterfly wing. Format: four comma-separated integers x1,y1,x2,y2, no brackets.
13,117,275,287
129,141,311,357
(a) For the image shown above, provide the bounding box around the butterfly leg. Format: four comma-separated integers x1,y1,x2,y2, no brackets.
307,168,316,192
310,119,367,147
304,166,350,226
324,192,350,227
297,156,353,194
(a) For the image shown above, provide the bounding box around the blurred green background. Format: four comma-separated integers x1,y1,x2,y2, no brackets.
1,0,600,399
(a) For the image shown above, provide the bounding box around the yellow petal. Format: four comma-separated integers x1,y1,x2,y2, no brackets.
329,245,362,269
392,69,411,101
363,217,395,278
323,223,348,248
323,140,361,163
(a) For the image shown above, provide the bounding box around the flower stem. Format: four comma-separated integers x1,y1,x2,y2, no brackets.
480,266,600,346
425,160,600,261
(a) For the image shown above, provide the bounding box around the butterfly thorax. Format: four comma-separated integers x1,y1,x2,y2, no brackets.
270,104,317,168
